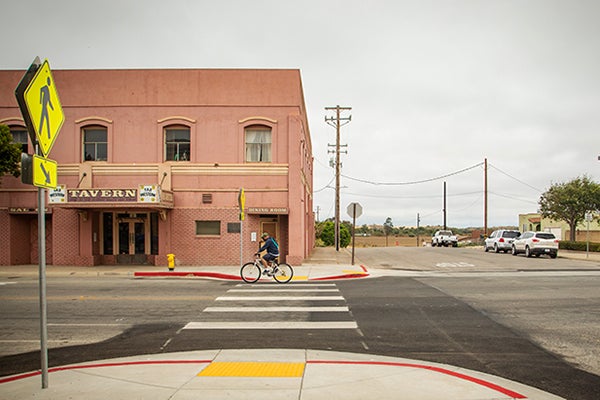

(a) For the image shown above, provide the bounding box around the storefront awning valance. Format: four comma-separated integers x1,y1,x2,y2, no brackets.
47,185,174,209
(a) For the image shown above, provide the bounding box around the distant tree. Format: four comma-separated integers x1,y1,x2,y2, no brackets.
319,220,351,248
0,124,22,182
383,217,393,247
539,176,600,241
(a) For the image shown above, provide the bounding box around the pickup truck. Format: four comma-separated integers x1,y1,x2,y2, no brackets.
431,230,458,247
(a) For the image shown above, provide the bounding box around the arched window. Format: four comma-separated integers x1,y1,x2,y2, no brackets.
164,125,190,161
82,125,108,161
9,125,29,153
245,125,271,162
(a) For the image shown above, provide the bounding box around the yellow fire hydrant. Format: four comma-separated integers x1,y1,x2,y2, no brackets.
167,253,175,271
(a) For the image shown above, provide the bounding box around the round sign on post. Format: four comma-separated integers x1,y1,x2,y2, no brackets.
347,202,362,219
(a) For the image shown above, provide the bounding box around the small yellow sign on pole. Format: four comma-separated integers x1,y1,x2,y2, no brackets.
238,188,246,221
32,155,58,189
23,60,64,157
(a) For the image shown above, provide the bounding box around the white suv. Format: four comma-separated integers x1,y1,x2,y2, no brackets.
484,230,520,253
511,231,559,258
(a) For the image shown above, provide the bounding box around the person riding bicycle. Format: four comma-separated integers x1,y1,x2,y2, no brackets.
256,232,279,272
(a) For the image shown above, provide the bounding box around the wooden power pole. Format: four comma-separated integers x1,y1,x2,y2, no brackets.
325,105,351,251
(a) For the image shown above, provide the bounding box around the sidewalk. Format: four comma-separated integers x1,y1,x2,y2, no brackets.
0,349,564,400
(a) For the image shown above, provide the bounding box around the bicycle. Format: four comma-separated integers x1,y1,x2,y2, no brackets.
240,254,294,283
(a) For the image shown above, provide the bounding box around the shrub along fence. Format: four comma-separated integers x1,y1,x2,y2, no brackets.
559,241,600,252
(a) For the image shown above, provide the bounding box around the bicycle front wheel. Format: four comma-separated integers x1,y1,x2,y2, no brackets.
273,263,293,283
240,262,261,283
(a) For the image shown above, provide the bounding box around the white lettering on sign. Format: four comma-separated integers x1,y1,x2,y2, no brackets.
67,189,137,202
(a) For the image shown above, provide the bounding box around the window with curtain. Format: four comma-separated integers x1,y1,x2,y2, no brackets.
165,126,190,161
83,126,107,161
245,126,271,162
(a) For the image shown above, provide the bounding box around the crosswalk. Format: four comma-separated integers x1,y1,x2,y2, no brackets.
182,283,357,330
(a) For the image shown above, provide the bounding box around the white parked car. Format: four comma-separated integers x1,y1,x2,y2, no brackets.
484,230,520,253
511,231,559,258
431,230,458,247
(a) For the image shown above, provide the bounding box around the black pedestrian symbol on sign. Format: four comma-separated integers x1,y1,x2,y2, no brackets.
39,76,54,139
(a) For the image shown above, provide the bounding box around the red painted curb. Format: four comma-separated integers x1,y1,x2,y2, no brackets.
134,266,371,281
309,273,370,281
0,360,212,384
0,358,526,398
134,271,242,280
306,360,527,399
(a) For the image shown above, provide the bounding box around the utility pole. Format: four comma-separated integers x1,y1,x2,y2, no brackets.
416,213,421,247
325,105,351,251
484,158,488,238
443,181,447,230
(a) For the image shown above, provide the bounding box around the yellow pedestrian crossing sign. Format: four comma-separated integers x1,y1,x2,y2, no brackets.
32,155,58,189
23,59,64,157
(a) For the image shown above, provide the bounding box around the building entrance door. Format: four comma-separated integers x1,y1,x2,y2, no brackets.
117,213,147,264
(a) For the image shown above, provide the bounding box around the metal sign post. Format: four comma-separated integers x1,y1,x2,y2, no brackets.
585,212,592,258
37,146,48,389
14,57,64,389
347,202,363,265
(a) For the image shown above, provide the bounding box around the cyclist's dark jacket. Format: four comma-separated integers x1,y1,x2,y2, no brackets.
258,237,279,256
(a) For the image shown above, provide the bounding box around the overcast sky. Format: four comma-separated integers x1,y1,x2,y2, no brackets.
2,0,599,228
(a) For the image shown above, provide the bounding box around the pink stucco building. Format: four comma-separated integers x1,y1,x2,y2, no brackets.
0,68,314,266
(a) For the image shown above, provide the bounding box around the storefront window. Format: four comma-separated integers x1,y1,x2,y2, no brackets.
102,213,113,255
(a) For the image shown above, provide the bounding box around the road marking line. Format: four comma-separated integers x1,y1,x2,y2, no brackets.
47,323,129,327
235,283,336,287
183,321,358,329
203,306,349,312
228,288,339,293
216,296,345,301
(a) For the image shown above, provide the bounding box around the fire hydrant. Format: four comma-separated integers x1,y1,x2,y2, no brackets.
167,253,175,271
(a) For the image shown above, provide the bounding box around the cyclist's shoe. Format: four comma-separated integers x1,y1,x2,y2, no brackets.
263,267,273,276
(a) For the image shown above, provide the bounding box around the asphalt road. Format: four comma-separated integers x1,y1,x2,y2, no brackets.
1,247,599,399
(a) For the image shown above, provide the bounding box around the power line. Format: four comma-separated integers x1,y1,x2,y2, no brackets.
340,161,484,186
488,163,542,192
489,191,539,204
314,176,336,193
339,190,482,199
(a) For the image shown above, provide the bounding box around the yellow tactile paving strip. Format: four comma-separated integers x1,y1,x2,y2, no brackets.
198,362,305,377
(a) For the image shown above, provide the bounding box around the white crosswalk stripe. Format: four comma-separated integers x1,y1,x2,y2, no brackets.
182,282,357,330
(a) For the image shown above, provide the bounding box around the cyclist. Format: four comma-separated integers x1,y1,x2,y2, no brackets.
255,232,279,273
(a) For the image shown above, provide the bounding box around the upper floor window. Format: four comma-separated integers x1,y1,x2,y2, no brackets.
9,126,28,153
83,126,107,161
245,125,271,162
165,126,190,161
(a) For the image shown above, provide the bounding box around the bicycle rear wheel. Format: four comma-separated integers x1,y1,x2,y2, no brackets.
273,263,293,283
240,262,261,283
